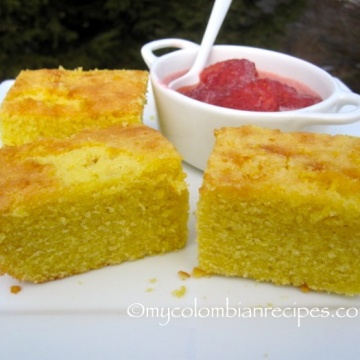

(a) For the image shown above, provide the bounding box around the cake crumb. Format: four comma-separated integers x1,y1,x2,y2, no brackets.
192,267,210,278
149,278,157,284
299,283,311,293
178,270,191,280
171,285,187,298
10,285,22,294
146,287,154,293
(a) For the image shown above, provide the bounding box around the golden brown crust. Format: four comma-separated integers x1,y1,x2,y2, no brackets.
0,68,149,145
0,124,179,213
2,68,148,117
203,125,360,201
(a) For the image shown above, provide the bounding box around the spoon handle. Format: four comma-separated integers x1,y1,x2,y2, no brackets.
192,0,233,73
168,0,232,90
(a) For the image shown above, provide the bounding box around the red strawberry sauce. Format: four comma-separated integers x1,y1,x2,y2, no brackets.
165,59,322,112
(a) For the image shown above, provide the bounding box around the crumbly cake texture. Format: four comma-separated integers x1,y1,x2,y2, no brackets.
0,68,148,145
0,124,189,283
197,125,360,295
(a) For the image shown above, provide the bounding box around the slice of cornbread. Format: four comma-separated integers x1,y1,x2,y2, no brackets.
197,125,360,295
0,68,148,145
0,124,189,283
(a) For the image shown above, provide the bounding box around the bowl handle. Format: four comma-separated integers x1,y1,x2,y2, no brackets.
291,88,360,129
141,38,199,68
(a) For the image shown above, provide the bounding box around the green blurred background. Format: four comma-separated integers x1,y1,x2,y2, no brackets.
0,0,359,92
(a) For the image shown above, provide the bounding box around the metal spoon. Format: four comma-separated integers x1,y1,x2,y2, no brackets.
168,0,232,90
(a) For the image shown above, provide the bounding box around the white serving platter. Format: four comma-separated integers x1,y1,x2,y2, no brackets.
0,79,359,360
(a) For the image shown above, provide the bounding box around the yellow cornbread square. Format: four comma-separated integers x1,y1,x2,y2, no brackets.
0,68,148,145
0,124,189,283
197,125,360,295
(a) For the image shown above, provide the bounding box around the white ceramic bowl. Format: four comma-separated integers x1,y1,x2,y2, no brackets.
142,38,360,170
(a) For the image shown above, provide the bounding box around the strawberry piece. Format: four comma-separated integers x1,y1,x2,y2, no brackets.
219,78,280,111
200,59,258,93
276,82,321,110
288,94,321,109
179,84,224,105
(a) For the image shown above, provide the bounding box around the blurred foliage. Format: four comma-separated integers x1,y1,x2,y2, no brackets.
0,0,307,75
0,0,359,91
